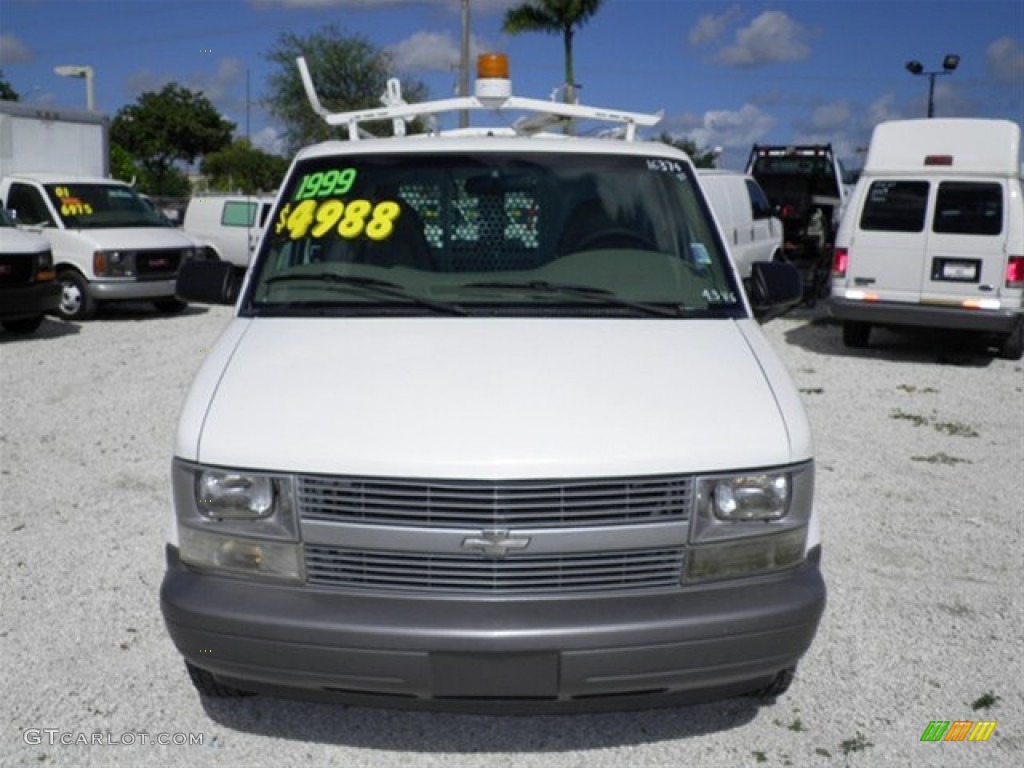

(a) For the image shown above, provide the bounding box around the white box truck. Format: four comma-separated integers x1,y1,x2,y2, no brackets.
829,118,1023,359
0,100,204,320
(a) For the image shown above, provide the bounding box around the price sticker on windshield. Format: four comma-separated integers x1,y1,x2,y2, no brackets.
274,198,401,241
53,187,93,217
293,168,358,200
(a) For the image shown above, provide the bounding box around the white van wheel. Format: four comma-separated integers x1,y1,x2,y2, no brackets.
57,270,96,321
842,321,871,348
997,322,1023,360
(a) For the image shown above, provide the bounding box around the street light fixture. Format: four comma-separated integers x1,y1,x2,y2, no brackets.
905,54,960,118
54,65,95,111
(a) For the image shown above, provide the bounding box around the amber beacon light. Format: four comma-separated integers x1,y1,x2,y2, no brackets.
477,53,509,80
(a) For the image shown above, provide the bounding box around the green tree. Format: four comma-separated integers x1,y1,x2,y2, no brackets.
653,132,719,168
0,69,19,101
200,138,289,194
501,0,604,105
264,24,428,155
111,83,234,195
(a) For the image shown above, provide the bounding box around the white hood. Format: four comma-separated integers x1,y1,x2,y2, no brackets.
184,318,806,479
48,226,198,250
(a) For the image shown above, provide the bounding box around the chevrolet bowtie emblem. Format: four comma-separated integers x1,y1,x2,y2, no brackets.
461,529,531,558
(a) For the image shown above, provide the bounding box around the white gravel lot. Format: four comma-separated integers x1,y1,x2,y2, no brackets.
1,301,1021,768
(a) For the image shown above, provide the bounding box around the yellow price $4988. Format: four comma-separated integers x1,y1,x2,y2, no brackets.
275,199,401,241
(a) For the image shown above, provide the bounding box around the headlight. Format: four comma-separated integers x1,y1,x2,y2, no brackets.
711,474,789,521
198,470,274,519
171,459,301,581
36,250,55,282
93,249,135,277
687,462,814,582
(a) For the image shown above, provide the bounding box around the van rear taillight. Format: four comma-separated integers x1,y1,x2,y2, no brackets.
1006,256,1024,287
832,247,848,277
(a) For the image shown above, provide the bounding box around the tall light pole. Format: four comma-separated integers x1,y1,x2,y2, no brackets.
459,0,470,128
54,65,95,111
905,54,959,118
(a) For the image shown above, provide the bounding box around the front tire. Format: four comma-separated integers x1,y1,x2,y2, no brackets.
842,321,871,348
56,270,96,321
996,321,1023,361
747,666,796,701
184,661,253,698
154,298,188,314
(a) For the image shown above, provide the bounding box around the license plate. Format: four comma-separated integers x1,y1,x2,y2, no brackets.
941,261,977,280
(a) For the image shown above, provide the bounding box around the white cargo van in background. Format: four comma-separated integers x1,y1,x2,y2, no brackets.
698,170,783,279
829,118,1023,359
0,100,203,320
183,194,276,270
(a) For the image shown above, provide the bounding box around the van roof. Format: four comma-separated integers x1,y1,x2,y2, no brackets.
863,118,1021,176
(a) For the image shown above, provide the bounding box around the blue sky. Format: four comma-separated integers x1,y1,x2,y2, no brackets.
1,0,1022,171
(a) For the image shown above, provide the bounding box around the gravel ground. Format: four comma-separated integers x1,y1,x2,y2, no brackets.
1,301,1021,768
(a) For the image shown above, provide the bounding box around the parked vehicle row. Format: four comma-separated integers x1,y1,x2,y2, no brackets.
828,118,1023,360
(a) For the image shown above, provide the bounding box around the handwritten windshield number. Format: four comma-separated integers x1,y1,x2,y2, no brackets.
702,288,737,304
646,158,684,173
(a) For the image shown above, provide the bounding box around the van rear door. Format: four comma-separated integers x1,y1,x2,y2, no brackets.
846,178,930,301
920,179,1006,303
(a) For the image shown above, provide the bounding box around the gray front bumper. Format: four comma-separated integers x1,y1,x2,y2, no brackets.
90,277,177,301
161,545,825,712
828,297,1022,334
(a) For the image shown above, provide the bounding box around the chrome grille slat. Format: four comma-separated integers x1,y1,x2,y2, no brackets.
305,546,685,593
297,475,691,527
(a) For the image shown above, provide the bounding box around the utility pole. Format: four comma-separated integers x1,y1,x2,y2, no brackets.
459,0,470,128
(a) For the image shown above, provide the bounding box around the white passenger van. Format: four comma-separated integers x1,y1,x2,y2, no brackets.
697,169,783,278
161,54,824,711
183,194,276,270
829,118,1023,359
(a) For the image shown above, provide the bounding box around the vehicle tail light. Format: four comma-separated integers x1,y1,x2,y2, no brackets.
1006,256,1024,288
832,247,848,277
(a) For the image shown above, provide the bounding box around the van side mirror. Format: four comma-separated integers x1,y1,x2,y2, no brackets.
748,261,802,322
176,259,241,305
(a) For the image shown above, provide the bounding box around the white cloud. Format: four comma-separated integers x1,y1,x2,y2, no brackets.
388,31,460,73
0,34,32,65
387,30,492,74
715,11,812,67
672,103,776,151
688,5,742,47
987,37,1024,84
807,101,851,133
189,57,246,104
250,125,286,156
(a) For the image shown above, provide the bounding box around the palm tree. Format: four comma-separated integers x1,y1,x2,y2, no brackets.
501,0,604,106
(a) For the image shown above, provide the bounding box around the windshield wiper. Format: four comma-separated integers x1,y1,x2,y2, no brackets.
260,272,468,316
460,280,684,317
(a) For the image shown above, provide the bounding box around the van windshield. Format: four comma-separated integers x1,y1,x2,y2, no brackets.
44,183,170,229
246,152,743,318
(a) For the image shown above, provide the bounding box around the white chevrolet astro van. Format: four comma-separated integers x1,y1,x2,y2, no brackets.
697,169,783,279
829,118,1023,359
160,55,825,711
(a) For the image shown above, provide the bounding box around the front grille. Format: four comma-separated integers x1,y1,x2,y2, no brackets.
0,253,35,286
297,474,692,528
305,546,685,594
136,249,182,277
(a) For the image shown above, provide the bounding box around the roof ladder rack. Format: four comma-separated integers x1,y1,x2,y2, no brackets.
296,55,662,142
